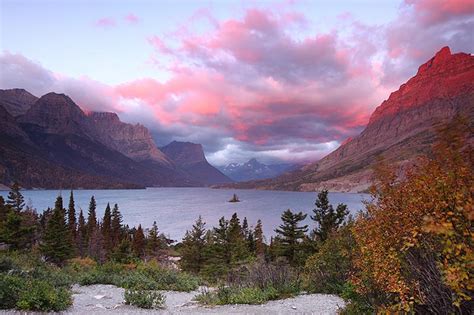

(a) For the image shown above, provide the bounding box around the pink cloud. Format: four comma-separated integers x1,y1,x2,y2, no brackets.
405,0,474,25
94,17,116,28
124,13,140,24
3,2,472,164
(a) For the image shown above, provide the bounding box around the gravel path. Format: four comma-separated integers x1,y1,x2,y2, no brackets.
67,284,346,314
0,284,346,314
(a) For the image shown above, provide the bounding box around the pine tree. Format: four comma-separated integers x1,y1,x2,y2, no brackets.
0,196,7,222
6,182,24,212
86,196,97,241
88,225,105,263
67,190,77,240
41,196,73,265
77,210,87,257
242,217,249,238
180,216,206,273
102,203,112,256
254,219,265,257
132,225,145,258
311,190,348,242
201,217,230,280
228,213,247,265
111,203,123,248
146,221,161,257
275,209,308,265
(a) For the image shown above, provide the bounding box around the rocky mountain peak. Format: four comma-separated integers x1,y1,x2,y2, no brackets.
19,92,93,136
90,111,172,165
87,111,121,123
0,88,38,116
161,141,206,166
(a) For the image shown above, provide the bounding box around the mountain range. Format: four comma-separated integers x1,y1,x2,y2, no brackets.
0,90,232,189
220,47,474,192
218,158,299,182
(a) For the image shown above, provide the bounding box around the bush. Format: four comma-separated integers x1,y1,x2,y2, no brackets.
16,279,71,311
0,275,26,309
303,224,355,294
124,289,165,309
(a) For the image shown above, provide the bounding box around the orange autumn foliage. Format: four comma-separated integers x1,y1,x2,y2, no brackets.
352,118,473,312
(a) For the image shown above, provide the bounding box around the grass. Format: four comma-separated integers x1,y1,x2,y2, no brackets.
0,251,201,311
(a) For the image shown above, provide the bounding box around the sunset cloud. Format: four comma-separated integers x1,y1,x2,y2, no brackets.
1,1,472,165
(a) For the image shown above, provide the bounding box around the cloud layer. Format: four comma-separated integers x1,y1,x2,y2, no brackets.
1,1,473,165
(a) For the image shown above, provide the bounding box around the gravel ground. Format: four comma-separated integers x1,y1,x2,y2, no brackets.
0,284,346,314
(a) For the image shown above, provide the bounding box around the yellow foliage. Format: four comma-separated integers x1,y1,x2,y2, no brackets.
351,118,474,311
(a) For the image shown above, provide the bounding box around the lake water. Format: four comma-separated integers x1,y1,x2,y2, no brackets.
0,188,369,241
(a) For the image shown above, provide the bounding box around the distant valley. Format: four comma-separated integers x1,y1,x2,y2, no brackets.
218,158,300,182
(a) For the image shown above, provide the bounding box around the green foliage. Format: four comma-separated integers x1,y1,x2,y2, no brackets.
0,252,73,311
274,209,308,265
311,190,349,242
303,224,355,294
16,279,71,311
6,182,24,212
40,195,73,265
77,261,200,292
0,274,25,309
124,289,165,309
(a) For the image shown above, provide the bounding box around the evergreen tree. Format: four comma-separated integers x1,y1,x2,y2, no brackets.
0,196,7,222
242,217,249,238
88,225,105,262
111,238,133,263
146,221,161,257
40,196,73,265
1,186,35,249
311,190,348,242
111,203,123,248
77,210,87,257
228,213,247,264
201,217,230,280
132,225,145,258
6,182,24,212
67,190,76,240
86,196,97,240
275,209,308,265
254,219,265,257
102,203,112,256
180,216,206,273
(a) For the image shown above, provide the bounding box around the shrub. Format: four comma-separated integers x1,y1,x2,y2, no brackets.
352,119,474,313
124,289,165,309
303,224,355,294
16,279,71,311
0,275,26,309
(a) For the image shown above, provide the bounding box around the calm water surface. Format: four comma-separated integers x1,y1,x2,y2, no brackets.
0,188,369,241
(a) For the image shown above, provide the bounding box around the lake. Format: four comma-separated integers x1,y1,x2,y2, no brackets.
0,188,369,241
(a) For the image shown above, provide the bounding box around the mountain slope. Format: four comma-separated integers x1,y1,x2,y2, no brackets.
0,89,38,117
88,111,173,166
0,92,198,188
225,47,474,192
161,141,233,185
219,158,299,182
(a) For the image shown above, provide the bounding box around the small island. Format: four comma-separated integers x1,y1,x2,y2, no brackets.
228,193,240,203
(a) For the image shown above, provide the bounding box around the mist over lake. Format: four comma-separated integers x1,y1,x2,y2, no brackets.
0,188,368,241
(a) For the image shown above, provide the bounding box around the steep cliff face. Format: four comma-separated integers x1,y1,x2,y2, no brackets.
162,141,232,185
88,112,172,165
0,92,197,188
0,88,38,117
18,93,96,138
225,47,474,192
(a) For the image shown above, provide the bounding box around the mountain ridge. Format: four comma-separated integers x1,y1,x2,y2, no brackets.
219,46,474,192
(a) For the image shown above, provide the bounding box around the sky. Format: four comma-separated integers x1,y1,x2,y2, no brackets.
1,0,473,166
